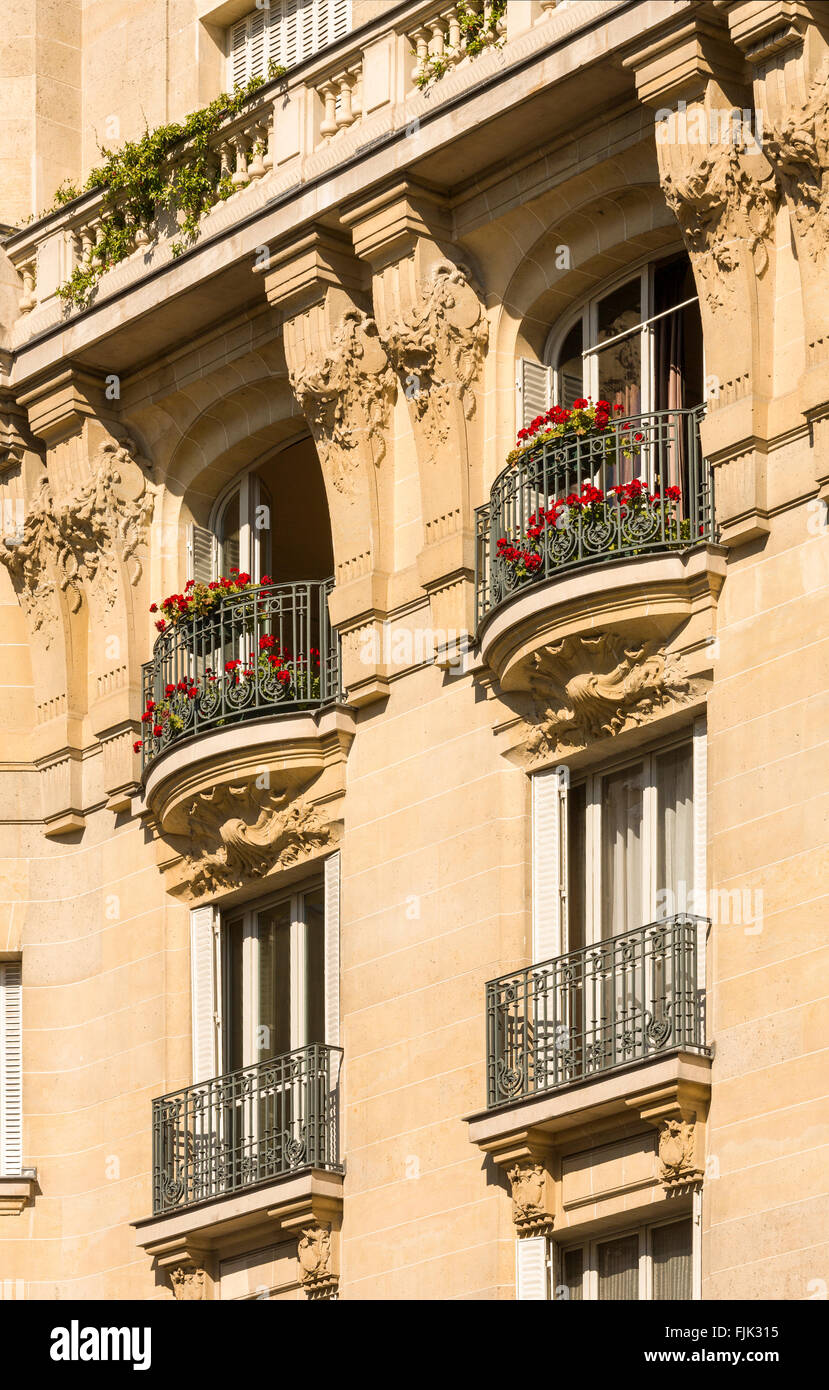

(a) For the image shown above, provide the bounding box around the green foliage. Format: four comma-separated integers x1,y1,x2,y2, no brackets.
413,0,506,89
54,63,286,310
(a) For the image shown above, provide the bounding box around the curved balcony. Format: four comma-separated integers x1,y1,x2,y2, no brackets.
476,406,714,627
138,578,340,776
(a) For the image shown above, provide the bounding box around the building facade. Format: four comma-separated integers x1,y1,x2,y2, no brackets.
0,0,827,1300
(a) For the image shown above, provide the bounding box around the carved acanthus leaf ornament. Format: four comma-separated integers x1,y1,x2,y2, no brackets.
0,436,154,641
661,143,777,312
525,633,693,762
765,63,829,263
386,262,488,449
174,785,332,898
289,309,396,492
169,1264,206,1301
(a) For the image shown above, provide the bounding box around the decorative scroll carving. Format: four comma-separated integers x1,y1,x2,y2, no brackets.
508,1162,553,1234
525,633,693,762
766,64,829,264
658,1118,703,1189
169,1264,206,1301
297,1223,337,1299
0,398,34,478
289,309,396,493
386,262,488,449
174,786,332,898
0,436,154,640
662,143,777,312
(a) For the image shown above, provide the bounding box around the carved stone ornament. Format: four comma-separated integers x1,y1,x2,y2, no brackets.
0,399,33,478
169,1263,206,1301
289,308,396,492
385,262,488,450
661,143,777,313
765,63,829,264
297,1223,337,1299
0,435,154,642
173,786,332,899
507,1161,553,1234
525,633,693,762
658,1118,703,1190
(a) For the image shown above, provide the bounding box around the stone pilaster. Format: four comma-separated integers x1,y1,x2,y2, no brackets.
342,180,488,647
260,228,396,707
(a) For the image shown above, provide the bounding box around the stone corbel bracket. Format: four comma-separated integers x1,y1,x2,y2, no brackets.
634,1076,710,1194
478,1127,556,1237
137,708,354,902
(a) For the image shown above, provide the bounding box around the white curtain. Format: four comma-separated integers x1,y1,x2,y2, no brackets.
597,1233,639,1300
601,763,644,938
656,745,695,917
652,1220,692,1300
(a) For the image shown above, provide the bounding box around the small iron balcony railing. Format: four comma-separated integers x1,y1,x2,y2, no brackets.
152,1044,343,1216
475,405,714,627
486,914,708,1110
139,577,340,772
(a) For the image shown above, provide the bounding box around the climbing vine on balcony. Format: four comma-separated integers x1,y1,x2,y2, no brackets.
55,62,285,310
413,0,506,89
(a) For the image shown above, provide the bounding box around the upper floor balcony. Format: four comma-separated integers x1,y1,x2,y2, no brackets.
474,404,725,693
138,576,340,775
485,913,708,1111
1,0,645,375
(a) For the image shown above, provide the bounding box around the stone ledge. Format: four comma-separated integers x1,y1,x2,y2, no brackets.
466,1049,712,1155
0,1173,38,1215
478,545,727,692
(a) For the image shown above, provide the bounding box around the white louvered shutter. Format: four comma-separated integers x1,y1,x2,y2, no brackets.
517,358,552,433
187,523,216,586
0,960,23,1174
324,851,340,1046
532,767,567,963
516,1236,549,1300
190,906,219,1083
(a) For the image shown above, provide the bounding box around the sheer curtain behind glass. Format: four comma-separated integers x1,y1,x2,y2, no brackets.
652,1220,692,1300
597,1233,639,1300
601,763,644,939
656,745,694,918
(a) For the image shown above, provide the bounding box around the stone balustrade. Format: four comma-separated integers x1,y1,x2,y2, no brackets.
408,1,508,88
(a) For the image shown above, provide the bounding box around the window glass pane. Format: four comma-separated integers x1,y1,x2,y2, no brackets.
567,782,586,952
652,1220,692,1300
254,477,272,583
219,491,240,576
596,279,641,415
226,918,245,1073
656,744,694,916
557,319,583,409
302,888,326,1045
562,1246,584,1301
258,901,291,1058
601,763,644,937
597,1232,639,1300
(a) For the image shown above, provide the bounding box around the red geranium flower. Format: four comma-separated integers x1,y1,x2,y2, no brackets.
133,741,142,753
152,724,163,737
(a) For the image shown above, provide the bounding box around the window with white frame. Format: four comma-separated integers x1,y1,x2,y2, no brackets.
558,1216,693,1301
532,723,706,964
189,854,339,1085
0,959,23,1176
228,0,352,86
516,251,703,430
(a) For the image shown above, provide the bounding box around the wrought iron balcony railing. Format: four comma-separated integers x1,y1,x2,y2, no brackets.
486,915,708,1110
152,1044,343,1216
139,577,340,772
475,405,714,628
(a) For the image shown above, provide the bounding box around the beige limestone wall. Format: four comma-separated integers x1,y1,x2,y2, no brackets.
703,477,829,1300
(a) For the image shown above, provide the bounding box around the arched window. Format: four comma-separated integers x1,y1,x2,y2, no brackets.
517,251,703,429
187,437,332,587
